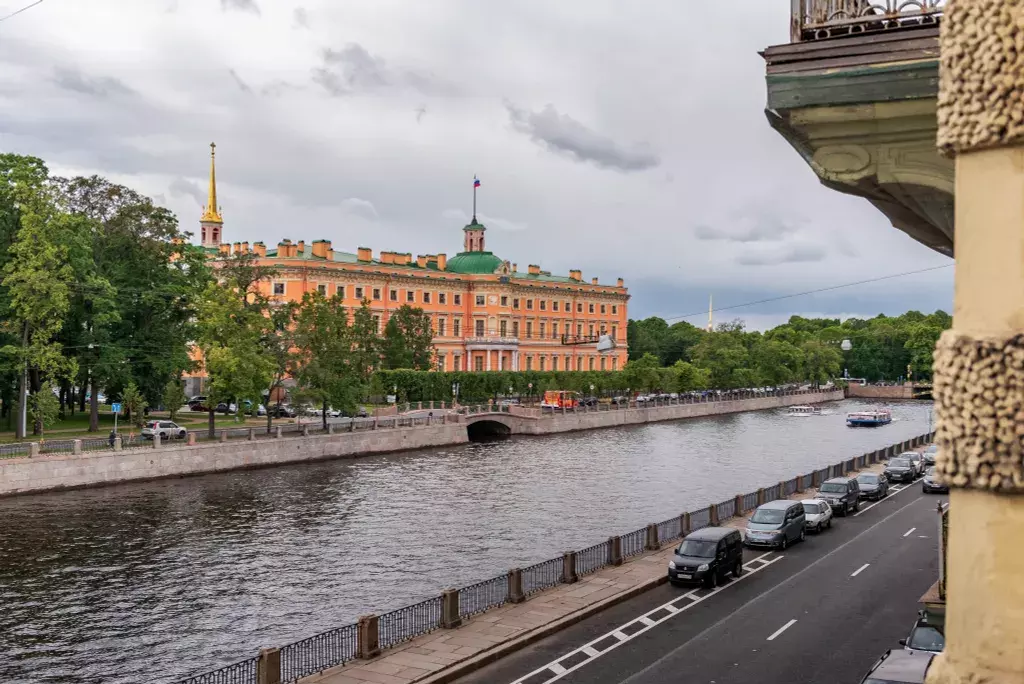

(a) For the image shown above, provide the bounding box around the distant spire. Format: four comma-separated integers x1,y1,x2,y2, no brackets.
707,294,714,332
201,142,223,224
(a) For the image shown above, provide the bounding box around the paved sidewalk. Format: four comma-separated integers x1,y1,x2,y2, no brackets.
303,460,902,684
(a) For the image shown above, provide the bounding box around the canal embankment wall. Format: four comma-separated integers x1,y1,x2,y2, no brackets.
0,389,843,497
846,383,915,399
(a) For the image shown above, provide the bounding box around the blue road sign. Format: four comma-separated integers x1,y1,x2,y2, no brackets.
111,403,122,413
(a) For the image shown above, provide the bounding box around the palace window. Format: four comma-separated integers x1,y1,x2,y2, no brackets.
512,321,520,337
589,324,595,337
407,290,415,303
454,294,462,305
500,320,507,336
372,315,381,332
513,298,520,310
600,304,606,314
577,357,583,371
612,305,618,315
355,286,364,300
539,322,546,338
439,293,447,304
423,291,431,304
577,324,583,337
552,322,558,339
540,300,546,311
437,355,445,372
476,295,485,306
565,301,571,312
501,295,508,306
390,289,398,301
577,303,583,313
600,357,606,371
589,303,595,314
273,282,285,296
317,283,327,295
553,301,559,312
475,356,484,372
437,318,447,336
611,325,617,339
526,299,534,310
453,319,461,336
539,357,545,371
475,319,485,336
612,357,618,370
453,354,462,371
552,356,558,370
372,288,381,300
526,321,533,338
589,357,595,371
526,356,533,371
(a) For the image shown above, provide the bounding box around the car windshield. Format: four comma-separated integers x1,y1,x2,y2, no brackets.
820,483,847,494
925,446,938,454
908,624,945,651
908,453,921,461
890,458,911,467
802,503,821,514
857,474,880,484
677,540,716,558
750,508,785,524
926,467,937,477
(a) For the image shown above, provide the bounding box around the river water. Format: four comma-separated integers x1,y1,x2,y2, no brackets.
0,399,932,684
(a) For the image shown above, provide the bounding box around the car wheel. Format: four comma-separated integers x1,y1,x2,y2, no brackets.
779,536,788,551
853,501,860,513
799,528,806,543
826,517,832,529
816,523,822,533
706,570,718,589
733,560,742,578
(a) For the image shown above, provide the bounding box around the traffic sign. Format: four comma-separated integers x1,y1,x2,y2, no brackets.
111,403,122,414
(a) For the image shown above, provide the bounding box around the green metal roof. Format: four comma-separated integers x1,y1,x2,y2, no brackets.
510,271,574,283
444,251,503,274
462,218,487,232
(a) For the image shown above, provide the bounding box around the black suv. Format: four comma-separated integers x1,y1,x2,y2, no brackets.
668,527,743,589
885,456,916,483
818,477,861,516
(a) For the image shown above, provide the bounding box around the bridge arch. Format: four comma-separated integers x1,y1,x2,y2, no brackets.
465,415,513,441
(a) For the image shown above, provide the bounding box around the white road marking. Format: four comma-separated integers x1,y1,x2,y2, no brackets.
851,563,870,577
766,619,798,641
854,478,918,517
903,527,916,537
509,552,781,684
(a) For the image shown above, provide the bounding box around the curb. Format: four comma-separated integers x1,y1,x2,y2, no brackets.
414,573,670,684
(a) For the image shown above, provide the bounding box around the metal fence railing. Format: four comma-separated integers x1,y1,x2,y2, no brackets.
280,622,358,682
790,0,944,42
377,597,443,650
172,430,935,684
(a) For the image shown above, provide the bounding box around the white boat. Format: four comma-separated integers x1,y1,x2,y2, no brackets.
846,408,892,427
786,405,833,417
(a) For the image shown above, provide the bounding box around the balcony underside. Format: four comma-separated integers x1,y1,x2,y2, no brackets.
763,28,952,256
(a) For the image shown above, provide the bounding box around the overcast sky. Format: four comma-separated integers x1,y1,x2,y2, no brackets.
0,0,953,328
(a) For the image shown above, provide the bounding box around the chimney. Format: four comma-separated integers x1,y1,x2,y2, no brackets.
592,277,599,285
416,254,428,268
312,239,332,259
218,243,231,256
569,269,582,281
357,246,372,262
437,253,447,271
253,242,267,257
278,240,295,257
232,241,241,254
512,263,517,272
296,240,305,256
380,251,395,264
528,264,540,275
396,253,412,266
241,241,249,254
617,278,624,287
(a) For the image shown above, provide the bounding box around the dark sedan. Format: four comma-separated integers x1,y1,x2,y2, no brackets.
884,457,916,483
922,444,938,466
856,472,889,500
922,467,949,494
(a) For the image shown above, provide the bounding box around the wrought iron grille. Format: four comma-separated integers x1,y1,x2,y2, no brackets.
800,473,814,491
689,507,711,531
792,0,944,42
620,528,646,558
742,491,759,512
172,655,259,684
280,622,358,682
576,541,610,576
522,557,563,595
716,500,735,522
458,575,507,619
764,484,781,502
80,437,112,451
656,516,682,544
0,443,29,458
817,468,830,484
378,596,442,650
39,439,76,455
783,479,799,496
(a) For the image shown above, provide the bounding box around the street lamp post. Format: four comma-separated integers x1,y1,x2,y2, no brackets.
840,339,852,379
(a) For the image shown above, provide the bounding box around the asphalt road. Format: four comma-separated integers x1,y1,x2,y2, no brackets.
454,475,944,684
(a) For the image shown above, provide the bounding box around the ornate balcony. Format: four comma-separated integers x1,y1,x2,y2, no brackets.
464,336,520,348
764,0,952,256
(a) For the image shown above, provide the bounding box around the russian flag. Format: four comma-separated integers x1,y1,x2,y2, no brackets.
473,176,481,188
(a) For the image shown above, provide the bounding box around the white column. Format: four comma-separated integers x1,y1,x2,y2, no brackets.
486,350,492,371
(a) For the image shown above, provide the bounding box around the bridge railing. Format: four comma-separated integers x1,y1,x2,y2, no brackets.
171,430,936,684
790,0,944,42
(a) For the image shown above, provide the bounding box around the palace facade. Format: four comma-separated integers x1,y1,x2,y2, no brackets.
196,145,629,373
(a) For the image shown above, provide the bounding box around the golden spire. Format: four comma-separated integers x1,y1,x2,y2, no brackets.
707,294,713,332
200,142,223,224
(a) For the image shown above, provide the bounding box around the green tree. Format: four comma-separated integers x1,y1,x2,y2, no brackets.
121,380,148,428
349,300,382,383
800,340,842,387
381,305,434,370
161,378,186,422
27,382,60,436
621,353,662,393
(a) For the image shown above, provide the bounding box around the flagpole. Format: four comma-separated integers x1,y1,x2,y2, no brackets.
472,176,477,222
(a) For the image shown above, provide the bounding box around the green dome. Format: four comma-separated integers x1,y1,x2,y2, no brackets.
445,251,503,274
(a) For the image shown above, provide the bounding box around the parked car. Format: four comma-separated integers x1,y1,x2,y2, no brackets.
270,404,296,418
922,444,938,466
902,451,926,476
858,649,933,684
801,498,833,533
817,477,862,516
856,472,890,501
215,402,237,415
668,527,743,589
188,396,210,412
900,615,945,654
885,457,917,484
744,500,806,550
921,467,949,494
141,420,187,441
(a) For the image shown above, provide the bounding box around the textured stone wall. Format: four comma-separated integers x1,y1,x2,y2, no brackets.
846,384,915,400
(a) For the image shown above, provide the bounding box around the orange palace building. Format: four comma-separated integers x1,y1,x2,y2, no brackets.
196,144,629,373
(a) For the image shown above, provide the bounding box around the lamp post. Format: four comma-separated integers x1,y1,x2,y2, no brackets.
840,339,852,379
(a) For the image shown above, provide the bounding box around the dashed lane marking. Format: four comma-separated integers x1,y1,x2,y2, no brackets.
509,552,782,684
766,618,798,641
851,563,870,577
903,527,916,537
854,477,919,517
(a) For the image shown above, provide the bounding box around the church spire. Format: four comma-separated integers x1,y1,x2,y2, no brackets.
706,294,714,332
200,142,223,224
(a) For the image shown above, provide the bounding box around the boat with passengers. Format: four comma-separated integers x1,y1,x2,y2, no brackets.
846,408,892,427
786,405,833,417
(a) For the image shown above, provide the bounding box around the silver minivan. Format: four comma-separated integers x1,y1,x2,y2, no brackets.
744,500,806,549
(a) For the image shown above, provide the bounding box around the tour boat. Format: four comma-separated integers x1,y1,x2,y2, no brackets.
787,405,828,417
846,408,892,427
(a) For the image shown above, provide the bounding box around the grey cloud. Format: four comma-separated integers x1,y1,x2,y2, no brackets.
415,105,427,123
695,220,794,243
441,209,527,232
736,244,827,266
293,7,310,28
340,197,378,220
52,67,133,98
311,43,456,97
505,102,660,172
169,177,205,206
221,0,259,14
228,69,253,94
